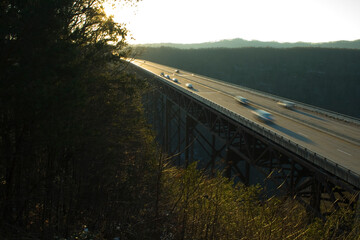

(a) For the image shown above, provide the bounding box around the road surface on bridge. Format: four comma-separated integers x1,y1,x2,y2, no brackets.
132,60,360,176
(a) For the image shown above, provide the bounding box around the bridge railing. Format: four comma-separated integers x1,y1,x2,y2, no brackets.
137,64,360,189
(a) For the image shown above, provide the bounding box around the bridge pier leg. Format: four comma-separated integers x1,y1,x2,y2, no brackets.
185,115,195,167
176,104,182,166
148,90,158,129
164,98,172,153
310,177,322,213
152,93,164,145
244,161,250,186
224,148,233,179
210,135,216,176
290,160,295,197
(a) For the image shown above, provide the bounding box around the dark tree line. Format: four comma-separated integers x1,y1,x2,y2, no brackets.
138,47,360,118
0,0,161,239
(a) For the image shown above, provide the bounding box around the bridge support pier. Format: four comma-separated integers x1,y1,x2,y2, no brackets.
224,148,233,179
164,98,171,153
310,177,322,213
185,115,196,167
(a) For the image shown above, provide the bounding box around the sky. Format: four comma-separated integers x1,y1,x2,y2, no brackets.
104,0,360,44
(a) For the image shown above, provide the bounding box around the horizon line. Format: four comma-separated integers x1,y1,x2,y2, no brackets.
130,38,360,46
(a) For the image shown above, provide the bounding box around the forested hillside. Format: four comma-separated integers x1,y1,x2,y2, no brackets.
136,38,360,49
137,47,360,118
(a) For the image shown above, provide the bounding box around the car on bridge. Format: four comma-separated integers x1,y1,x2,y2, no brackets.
185,83,193,89
252,109,274,122
160,72,164,76
172,78,179,83
278,100,295,109
165,74,170,79
235,96,249,105
175,69,180,73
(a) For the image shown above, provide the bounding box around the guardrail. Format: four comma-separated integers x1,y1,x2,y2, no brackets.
135,64,360,189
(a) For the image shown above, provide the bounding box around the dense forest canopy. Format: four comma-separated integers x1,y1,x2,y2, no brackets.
137,47,360,118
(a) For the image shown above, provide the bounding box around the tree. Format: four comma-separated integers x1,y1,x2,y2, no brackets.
158,163,360,240
0,0,158,239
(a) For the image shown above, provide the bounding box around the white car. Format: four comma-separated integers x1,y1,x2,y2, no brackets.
252,110,274,122
235,96,249,105
172,78,178,83
185,83,193,88
278,100,295,109
165,74,170,79
175,69,179,73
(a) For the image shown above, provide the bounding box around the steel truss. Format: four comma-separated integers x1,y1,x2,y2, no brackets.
140,72,359,217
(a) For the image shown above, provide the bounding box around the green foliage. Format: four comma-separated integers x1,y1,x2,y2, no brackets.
304,208,360,240
158,162,360,240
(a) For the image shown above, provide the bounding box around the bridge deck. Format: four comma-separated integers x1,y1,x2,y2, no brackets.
132,59,360,186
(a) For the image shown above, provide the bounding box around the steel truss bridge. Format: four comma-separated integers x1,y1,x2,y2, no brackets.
132,60,360,216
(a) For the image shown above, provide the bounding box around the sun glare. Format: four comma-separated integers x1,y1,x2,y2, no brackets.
104,0,360,44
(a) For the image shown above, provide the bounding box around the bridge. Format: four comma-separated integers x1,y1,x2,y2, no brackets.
131,59,360,215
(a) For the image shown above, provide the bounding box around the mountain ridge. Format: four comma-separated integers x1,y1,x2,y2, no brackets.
134,38,360,49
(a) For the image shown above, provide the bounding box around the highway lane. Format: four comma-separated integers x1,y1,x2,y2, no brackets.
132,60,360,175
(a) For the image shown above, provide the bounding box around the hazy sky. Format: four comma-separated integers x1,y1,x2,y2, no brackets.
105,0,360,44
